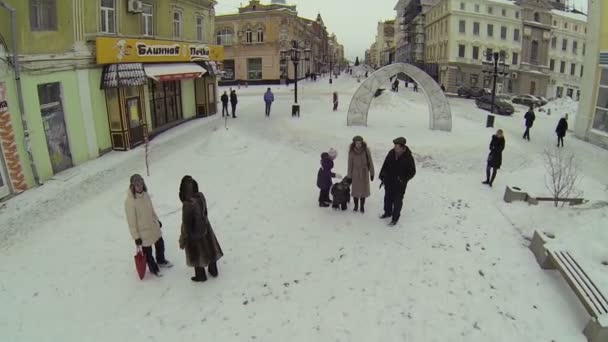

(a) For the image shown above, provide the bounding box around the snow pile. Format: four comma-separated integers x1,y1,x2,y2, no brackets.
538,97,579,128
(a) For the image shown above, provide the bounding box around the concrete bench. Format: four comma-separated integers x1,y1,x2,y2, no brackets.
529,231,608,342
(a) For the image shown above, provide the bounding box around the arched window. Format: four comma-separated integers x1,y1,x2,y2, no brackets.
246,29,253,43
257,29,264,43
530,40,539,63
216,28,233,45
534,12,540,22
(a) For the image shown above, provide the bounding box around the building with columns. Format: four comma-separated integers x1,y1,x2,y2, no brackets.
423,0,586,97
215,0,333,85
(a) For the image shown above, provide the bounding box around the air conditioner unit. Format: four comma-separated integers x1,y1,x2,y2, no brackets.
128,0,143,13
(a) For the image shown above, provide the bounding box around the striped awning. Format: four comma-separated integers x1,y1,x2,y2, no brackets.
600,52,608,65
100,63,147,89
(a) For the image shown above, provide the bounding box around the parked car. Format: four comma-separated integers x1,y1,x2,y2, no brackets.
511,94,542,107
495,94,513,102
475,95,515,115
457,86,487,98
536,96,549,106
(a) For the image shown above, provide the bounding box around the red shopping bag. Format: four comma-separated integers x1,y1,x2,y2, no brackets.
134,248,146,280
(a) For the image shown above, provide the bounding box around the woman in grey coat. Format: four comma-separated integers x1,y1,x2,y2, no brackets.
347,136,375,213
179,176,224,282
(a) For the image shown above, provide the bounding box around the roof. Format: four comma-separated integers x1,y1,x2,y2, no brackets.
551,9,587,22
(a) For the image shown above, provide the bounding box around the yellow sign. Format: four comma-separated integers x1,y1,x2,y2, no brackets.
96,37,224,64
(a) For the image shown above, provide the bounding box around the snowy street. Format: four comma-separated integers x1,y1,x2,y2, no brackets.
1,75,607,341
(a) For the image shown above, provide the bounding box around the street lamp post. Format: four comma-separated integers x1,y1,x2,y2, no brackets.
325,54,337,84
482,50,510,128
280,40,311,118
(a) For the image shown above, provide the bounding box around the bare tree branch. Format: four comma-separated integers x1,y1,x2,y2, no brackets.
543,148,581,207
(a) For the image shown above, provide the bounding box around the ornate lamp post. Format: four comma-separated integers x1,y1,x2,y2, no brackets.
280,39,311,117
482,50,510,128
324,54,336,84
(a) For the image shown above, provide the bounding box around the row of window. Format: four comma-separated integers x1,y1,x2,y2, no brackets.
455,45,519,65
548,59,584,77
593,68,608,133
216,29,265,46
458,2,519,19
551,36,585,55
30,0,206,41
458,21,520,41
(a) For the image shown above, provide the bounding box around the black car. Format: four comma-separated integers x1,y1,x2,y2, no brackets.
457,86,487,98
475,95,515,115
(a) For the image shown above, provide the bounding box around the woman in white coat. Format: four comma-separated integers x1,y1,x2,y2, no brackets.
125,174,172,276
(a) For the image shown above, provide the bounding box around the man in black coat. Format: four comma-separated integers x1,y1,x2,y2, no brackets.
220,91,229,117
555,114,569,147
230,90,238,118
523,107,535,141
483,129,506,187
379,137,416,226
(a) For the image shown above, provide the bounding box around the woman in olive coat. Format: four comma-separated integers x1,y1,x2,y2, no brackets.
347,136,375,213
179,176,224,282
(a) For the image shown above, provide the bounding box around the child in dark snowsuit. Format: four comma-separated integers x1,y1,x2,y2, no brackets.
317,152,337,207
331,177,352,210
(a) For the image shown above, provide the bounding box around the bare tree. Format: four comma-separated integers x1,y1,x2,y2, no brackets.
542,148,581,207
144,136,150,177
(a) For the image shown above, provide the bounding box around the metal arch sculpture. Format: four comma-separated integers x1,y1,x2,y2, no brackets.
347,63,452,132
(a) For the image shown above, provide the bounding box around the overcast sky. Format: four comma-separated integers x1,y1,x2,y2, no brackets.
216,0,589,61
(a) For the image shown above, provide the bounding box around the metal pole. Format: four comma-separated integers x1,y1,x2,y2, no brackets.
491,53,498,115
0,1,40,185
294,61,298,104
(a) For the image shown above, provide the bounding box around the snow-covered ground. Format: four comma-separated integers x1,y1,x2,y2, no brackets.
1,74,607,342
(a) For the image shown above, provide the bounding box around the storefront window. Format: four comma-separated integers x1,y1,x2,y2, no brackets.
247,58,262,80
105,89,122,130
222,60,235,80
149,81,183,129
593,68,608,133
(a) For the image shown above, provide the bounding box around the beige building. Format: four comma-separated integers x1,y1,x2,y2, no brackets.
215,0,330,85
424,0,586,96
372,19,396,67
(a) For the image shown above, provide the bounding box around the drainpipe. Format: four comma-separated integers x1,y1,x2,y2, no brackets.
0,1,40,185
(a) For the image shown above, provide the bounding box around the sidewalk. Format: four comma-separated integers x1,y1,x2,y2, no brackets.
0,115,220,250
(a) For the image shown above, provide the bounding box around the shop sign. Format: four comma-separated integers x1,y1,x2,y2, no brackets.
96,37,224,64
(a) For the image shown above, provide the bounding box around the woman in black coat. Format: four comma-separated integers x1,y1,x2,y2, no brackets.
555,114,569,147
483,129,505,187
179,176,224,282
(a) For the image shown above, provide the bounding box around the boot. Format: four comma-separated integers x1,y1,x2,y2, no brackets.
360,198,366,213
191,267,207,282
353,198,359,212
208,262,219,278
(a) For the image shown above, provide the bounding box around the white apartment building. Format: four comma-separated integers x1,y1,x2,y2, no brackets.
424,0,586,97
547,10,587,99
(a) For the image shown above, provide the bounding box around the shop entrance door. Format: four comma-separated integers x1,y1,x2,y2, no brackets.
126,96,145,147
38,82,73,174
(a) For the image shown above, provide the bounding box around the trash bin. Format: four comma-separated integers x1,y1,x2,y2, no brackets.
486,114,495,128
292,104,300,117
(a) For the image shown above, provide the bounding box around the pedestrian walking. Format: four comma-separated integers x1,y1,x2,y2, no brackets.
264,88,274,117
523,107,536,141
482,129,506,187
379,137,416,226
347,136,375,213
392,78,399,92
230,89,238,118
555,114,569,147
413,83,419,92
333,92,339,111
317,150,339,207
179,176,223,282
441,84,446,92
220,91,229,117
125,174,172,277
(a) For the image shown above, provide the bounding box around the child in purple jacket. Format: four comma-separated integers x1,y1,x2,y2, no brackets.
316,152,339,207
